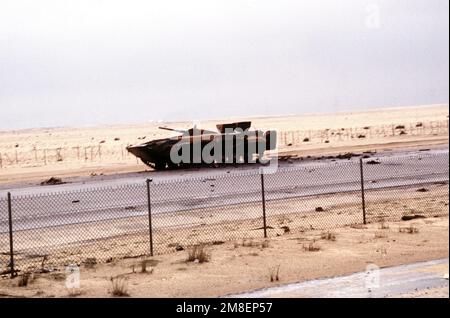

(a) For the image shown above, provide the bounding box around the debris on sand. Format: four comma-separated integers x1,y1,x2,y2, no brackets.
315,207,325,212
40,177,65,186
83,257,97,268
167,243,185,251
401,215,426,221
114,137,120,141
336,153,359,160
416,188,429,193
395,125,405,130
303,138,310,142
366,160,381,165
280,226,290,233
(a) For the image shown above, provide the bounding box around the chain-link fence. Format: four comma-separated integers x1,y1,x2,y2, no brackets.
362,152,449,223
1,152,448,276
1,120,448,170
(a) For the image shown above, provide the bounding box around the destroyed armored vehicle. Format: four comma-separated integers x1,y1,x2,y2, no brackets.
126,121,276,170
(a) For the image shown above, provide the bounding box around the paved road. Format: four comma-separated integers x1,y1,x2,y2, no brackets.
0,148,448,232
226,258,449,298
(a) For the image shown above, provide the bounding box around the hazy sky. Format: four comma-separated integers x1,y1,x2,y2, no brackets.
0,0,448,129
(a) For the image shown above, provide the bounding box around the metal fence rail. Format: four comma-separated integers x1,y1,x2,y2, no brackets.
0,152,448,277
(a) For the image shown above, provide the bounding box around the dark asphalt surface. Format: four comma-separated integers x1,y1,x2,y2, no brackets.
0,148,448,233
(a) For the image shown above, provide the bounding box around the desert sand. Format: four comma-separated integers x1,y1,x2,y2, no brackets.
0,215,447,298
0,104,448,184
0,182,447,297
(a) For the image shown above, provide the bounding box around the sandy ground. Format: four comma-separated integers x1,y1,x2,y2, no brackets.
0,104,448,185
0,215,447,298
0,182,447,298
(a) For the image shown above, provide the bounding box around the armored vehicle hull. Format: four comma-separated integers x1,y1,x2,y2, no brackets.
126,122,276,170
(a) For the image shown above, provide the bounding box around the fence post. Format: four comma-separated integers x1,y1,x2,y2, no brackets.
359,158,367,225
260,173,268,238
7,192,16,278
146,179,154,256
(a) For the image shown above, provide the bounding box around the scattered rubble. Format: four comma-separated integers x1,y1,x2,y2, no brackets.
40,177,65,186
401,215,426,221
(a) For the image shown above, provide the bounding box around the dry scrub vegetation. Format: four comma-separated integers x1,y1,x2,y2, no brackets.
186,244,210,263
